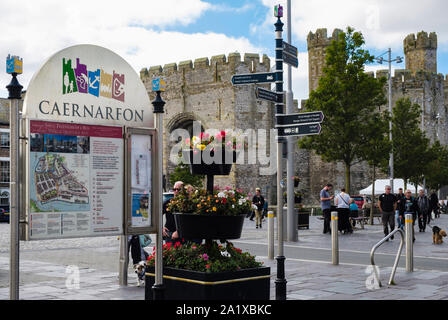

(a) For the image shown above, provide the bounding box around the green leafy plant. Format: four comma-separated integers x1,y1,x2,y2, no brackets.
146,241,263,273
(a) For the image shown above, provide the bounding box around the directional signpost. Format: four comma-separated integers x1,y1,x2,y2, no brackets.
231,72,276,85
282,41,298,68
255,87,282,103
276,111,324,126
277,123,322,137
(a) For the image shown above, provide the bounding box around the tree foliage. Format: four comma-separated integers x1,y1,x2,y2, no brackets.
169,161,204,189
424,141,448,191
390,97,432,189
299,26,386,192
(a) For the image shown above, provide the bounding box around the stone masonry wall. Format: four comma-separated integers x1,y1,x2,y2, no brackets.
141,53,276,198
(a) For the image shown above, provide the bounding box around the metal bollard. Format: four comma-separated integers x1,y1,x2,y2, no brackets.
405,213,414,272
268,211,275,260
331,211,339,265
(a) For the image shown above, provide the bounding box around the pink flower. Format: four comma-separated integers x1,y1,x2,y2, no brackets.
202,253,209,261
192,245,197,250
185,138,190,144
225,186,231,191
204,133,210,139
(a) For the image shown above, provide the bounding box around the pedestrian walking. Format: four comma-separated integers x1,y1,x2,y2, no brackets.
417,189,430,232
335,188,352,234
396,188,405,230
252,188,265,229
320,184,334,234
429,191,439,219
398,189,417,242
378,185,397,240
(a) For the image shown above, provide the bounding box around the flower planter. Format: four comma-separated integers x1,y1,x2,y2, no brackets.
174,213,246,240
182,149,237,176
145,266,271,300
297,209,310,229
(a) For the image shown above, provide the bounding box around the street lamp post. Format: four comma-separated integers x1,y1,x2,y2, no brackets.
6,54,23,300
375,48,402,193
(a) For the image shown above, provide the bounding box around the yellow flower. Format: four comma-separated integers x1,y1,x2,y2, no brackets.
192,136,200,144
212,207,217,212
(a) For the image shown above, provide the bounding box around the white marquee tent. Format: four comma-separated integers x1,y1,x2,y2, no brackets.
359,179,424,195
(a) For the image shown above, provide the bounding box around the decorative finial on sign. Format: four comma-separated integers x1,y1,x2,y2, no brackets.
274,4,283,18
152,77,166,92
6,54,23,75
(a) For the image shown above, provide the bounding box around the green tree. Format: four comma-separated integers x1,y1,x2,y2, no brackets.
358,111,391,224
169,161,204,189
391,97,431,191
299,27,386,192
421,141,448,192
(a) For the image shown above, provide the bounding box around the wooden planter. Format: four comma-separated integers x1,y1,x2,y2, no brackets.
145,266,271,300
174,213,246,240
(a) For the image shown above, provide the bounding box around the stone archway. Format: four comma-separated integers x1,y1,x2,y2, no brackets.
164,112,205,191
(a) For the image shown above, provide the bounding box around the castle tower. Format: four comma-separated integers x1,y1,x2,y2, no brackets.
307,28,343,93
404,31,437,74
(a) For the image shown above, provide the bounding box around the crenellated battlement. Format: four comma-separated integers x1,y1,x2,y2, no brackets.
140,52,270,81
369,68,445,84
307,28,343,49
404,31,437,54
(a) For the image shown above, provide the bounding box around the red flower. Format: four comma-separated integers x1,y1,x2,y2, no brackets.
206,264,210,269
220,130,226,137
174,241,181,248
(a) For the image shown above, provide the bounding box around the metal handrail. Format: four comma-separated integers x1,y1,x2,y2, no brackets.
370,228,405,287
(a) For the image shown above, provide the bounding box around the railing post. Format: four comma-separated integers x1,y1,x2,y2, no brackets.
268,211,275,260
331,211,339,265
405,213,414,272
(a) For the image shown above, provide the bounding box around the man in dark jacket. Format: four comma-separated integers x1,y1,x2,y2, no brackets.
252,188,265,229
429,191,439,219
163,181,183,243
398,189,418,242
378,185,397,239
417,189,430,232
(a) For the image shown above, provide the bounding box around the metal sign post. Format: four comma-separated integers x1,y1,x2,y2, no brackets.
274,5,287,301
6,55,23,300
285,0,297,243
151,77,166,300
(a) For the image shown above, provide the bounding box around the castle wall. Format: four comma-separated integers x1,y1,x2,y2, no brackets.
141,53,276,197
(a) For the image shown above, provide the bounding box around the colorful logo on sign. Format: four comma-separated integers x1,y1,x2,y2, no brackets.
62,58,125,102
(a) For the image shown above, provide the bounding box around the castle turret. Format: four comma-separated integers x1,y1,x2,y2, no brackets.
307,28,343,93
404,31,437,74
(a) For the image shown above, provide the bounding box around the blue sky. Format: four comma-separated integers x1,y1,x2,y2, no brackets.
1,0,447,101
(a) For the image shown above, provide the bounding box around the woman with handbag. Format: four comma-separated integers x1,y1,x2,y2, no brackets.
335,188,353,234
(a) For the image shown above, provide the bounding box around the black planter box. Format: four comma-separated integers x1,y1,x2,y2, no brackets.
297,210,310,229
182,149,237,176
174,213,246,240
145,266,271,300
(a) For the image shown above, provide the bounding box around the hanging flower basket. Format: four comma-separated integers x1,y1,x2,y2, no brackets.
182,148,237,176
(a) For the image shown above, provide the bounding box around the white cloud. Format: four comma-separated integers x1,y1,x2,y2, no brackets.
261,0,448,51
0,0,264,97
